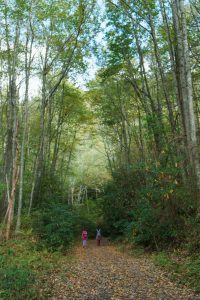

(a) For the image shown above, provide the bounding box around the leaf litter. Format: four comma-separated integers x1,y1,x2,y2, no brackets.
45,240,200,300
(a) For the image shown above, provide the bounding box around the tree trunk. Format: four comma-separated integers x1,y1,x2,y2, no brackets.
16,21,34,232
172,0,200,192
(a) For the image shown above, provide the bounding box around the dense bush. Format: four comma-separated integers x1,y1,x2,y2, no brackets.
0,243,37,300
101,163,196,249
0,264,36,300
0,238,69,299
125,199,184,249
32,202,75,251
102,170,137,237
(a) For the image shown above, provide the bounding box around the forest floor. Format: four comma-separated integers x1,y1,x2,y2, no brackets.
46,239,200,300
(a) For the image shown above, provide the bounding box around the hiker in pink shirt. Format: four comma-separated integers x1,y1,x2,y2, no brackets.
82,229,88,248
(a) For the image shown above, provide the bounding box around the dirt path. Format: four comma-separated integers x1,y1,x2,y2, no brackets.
48,240,199,300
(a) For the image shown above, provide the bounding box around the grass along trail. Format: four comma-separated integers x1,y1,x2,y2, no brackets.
47,240,199,300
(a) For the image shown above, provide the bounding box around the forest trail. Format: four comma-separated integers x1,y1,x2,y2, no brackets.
47,240,199,300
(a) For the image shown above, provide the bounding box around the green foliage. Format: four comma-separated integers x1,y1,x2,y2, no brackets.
153,252,178,270
127,199,184,248
36,173,64,205
153,252,200,293
0,238,69,299
185,257,200,292
102,179,133,237
0,264,36,300
128,202,160,246
102,163,195,249
32,202,75,251
73,199,103,238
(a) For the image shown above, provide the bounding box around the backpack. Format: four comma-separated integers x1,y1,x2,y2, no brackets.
96,229,101,239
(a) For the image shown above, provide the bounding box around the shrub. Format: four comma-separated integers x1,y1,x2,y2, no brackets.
101,163,193,248
32,202,75,251
153,252,178,269
126,199,184,249
153,252,200,293
0,257,36,300
185,257,200,292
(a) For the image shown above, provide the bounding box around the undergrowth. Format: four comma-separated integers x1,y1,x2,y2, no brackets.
153,251,200,293
0,237,70,300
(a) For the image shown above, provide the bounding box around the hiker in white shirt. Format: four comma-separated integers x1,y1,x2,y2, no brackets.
96,228,102,246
